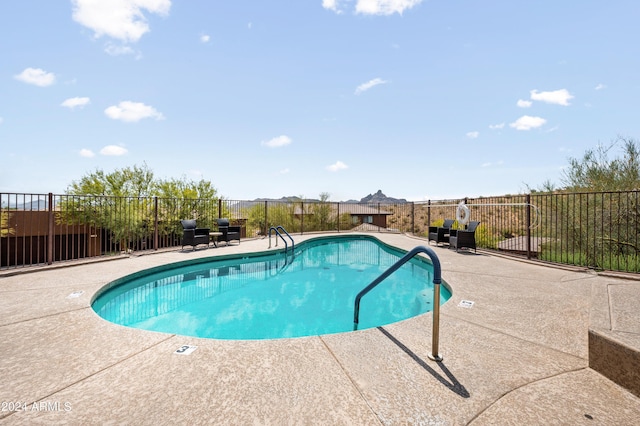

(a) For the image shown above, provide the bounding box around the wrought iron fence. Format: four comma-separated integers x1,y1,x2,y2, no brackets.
531,191,640,272
2,191,639,273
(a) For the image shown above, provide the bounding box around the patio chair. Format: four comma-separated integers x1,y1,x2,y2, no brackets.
216,218,241,245
180,219,210,250
428,219,455,246
449,221,481,252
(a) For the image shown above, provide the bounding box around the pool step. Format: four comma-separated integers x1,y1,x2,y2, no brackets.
589,330,640,398
588,278,640,398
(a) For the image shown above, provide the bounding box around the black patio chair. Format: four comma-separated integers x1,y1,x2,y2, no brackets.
216,218,241,245
428,219,455,246
180,219,210,250
449,221,481,252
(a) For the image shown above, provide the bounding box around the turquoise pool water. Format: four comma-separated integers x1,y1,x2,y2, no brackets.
92,236,451,340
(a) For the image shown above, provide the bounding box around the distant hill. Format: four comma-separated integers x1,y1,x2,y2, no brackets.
252,196,319,203
2,199,52,210
251,190,407,204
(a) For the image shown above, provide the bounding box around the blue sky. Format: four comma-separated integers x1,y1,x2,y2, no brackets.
1,1,639,201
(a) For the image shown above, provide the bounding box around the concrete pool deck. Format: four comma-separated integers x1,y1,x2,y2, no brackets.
1,232,639,424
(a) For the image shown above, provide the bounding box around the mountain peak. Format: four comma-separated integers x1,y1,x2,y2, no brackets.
359,190,407,204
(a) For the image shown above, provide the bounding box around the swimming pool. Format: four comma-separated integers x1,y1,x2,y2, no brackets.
92,235,451,340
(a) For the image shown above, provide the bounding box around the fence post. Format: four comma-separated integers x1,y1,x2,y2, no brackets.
526,193,531,259
264,201,268,236
427,200,431,228
47,193,53,265
218,199,222,218
153,196,158,251
411,202,415,235
301,201,304,234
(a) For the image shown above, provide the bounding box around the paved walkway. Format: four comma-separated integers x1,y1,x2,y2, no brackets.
1,233,639,425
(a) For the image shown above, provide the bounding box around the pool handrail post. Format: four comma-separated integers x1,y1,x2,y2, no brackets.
268,227,287,252
353,245,443,362
268,226,294,255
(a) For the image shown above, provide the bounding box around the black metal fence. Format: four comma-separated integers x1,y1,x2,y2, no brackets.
2,191,639,273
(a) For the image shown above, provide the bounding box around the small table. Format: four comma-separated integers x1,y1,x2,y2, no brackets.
209,232,223,248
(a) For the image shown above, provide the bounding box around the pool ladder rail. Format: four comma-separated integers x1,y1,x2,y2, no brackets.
268,226,295,255
353,245,443,362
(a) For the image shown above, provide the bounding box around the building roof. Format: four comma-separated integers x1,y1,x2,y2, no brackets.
293,204,392,216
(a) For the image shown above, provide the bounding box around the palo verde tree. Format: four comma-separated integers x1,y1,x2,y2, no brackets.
59,164,220,252
155,175,221,237
537,136,640,270
307,192,336,232
561,136,640,191
59,164,156,252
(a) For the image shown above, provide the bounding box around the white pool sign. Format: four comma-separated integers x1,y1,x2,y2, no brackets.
174,345,197,355
66,291,84,299
458,300,475,308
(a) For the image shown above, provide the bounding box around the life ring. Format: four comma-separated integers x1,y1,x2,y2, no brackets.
456,202,470,225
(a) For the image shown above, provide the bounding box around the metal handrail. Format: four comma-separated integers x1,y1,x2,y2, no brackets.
276,226,294,252
268,226,295,253
353,245,443,362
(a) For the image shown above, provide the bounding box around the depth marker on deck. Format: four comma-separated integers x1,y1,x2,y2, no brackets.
174,345,197,355
67,290,84,299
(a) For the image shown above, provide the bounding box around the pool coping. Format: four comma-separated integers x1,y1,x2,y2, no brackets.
1,232,639,424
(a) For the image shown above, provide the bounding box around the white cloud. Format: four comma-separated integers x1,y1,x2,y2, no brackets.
517,99,532,108
355,78,387,95
0,117,3,125
489,123,505,130
509,115,547,131
530,89,574,106
261,135,292,148
327,161,348,172
104,101,165,122
104,43,136,56
100,145,128,156
200,34,210,43
61,97,90,109
481,160,504,168
14,68,56,87
322,0,343,13
186,169,203,179
71,0,171,43
79,148,95,158
595,83,607,91
324,0,422,15
278,168,290,175
355,0,423,15
466,131,479,139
